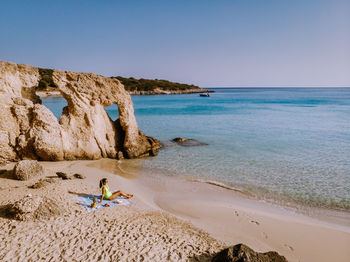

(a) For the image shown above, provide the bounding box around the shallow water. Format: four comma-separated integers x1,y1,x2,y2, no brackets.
42,88,350,211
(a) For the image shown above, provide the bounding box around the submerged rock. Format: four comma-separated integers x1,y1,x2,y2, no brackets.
13,160,44,181
172,137,208,147
173,137,187,143
0,60,160,162
212,244,288,262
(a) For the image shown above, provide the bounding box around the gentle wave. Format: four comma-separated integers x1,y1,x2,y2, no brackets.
42,87,350,213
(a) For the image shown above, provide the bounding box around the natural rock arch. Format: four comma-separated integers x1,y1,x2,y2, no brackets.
0,60,160,162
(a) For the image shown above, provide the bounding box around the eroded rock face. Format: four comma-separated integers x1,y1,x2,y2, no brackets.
0,60,160,161
212,244,288,262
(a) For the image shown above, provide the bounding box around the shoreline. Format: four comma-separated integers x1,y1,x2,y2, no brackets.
36,88,214,98
89,158,350,262
192,179,350,226
1,159,349,262
98,157,350,228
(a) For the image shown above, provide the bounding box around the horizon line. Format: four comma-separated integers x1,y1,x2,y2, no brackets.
203,86,350,89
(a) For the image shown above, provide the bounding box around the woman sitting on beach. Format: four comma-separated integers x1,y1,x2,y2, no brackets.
99,178,133,203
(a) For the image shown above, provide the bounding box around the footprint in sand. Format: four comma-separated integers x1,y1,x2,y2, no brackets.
284,244,294,251
250,220,260,225
261,232,268,239
234,211,239,217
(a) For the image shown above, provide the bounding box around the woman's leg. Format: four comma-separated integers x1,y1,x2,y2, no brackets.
108,190,133,200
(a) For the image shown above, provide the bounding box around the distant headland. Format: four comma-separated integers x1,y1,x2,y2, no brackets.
112,76,213,95
35,69,213,97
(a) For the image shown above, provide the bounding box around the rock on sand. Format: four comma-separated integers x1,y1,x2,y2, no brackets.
13,160,44,181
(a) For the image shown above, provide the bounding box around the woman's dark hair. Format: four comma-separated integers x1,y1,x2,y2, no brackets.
99,178,107,188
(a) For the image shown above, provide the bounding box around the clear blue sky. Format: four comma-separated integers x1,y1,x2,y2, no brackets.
1,0,349,87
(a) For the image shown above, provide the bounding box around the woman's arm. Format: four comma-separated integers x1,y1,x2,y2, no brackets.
99,187,105,203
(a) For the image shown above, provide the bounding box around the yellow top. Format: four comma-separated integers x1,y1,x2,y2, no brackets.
102,185,112,199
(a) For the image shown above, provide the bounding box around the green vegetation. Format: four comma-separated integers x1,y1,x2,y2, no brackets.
37,68,57,91
35,69,201,93
111,76,200,92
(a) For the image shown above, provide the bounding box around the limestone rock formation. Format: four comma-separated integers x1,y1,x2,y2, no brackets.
7,195,43,220
7,195,65,221
13,160,44,181
0,60,160,162
212,244,288,262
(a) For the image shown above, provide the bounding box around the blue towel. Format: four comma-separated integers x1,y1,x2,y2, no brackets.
76,194,131,212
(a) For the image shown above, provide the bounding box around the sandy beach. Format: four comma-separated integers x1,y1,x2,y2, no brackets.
1,159,349,262
1,0,349,261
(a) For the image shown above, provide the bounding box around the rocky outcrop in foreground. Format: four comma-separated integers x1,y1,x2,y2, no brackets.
6,195,65,221
212,244,288,262
0,60,160,162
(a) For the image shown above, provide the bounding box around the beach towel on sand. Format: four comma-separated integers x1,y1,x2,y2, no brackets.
76,194,131,212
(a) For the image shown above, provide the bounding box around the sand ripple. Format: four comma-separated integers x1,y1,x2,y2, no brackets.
0,207,222,261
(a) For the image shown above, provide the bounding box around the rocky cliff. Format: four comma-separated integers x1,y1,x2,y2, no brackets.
0,60,160,163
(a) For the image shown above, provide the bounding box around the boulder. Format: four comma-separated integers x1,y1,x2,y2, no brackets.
7,195,65,221
7,195,43,220
212,244,288,262
0,60,160,162
13,160,44,181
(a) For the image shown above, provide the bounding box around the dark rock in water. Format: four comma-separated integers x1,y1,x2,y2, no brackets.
180,139,208,146
212,244,288,262
56,172,70,180
73,173,86,179
172,137,208,147
173,137,187,143
160,141,177,148
13,160,44,181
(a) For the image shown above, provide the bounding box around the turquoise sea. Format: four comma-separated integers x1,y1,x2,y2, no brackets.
42,88,350,212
